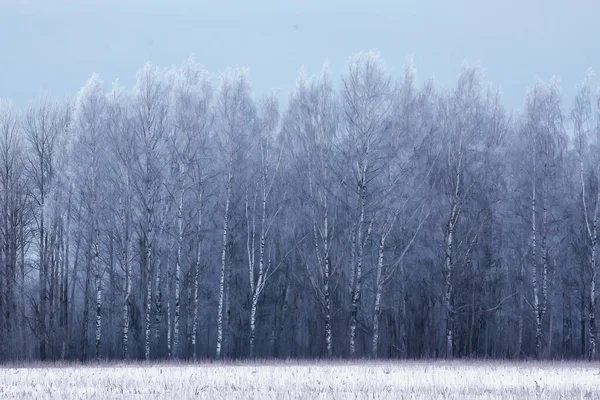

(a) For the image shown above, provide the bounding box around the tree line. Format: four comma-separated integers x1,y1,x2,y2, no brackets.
0,52,599,361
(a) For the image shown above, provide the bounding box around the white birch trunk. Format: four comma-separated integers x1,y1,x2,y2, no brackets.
349,224,356,298
216,164,232,359
444,208,456,359
372,236,385,358
518,261,524,356
122,239,130,359
323,230,332,358
350,178,366,357
63,187,72,360
120,171,132,359
580,151,598,360
590,184,599,361
154,259,161,348
249,174,269,358
94,231,101,362
532,153,542,359
445,131,463,359
249,292,259,358
95,274,102,361
145,273,152,361
192,185,203,360
173,178,184,358
167,292,172,357
80,242,91,361
307,163,333,358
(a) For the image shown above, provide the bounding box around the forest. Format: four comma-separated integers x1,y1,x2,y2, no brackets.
0,51,599,362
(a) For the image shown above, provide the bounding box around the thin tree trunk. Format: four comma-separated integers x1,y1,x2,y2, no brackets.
19,218,26,359
80,241,92,362
517,261,524,356
445,192,459,358
71,208,82,360
95,269,101,361
145,271,152,361
62,186,72,360
122,175,132,359
249,179,268,358
589,184,599,361
38,190,47,361
216,164,232,359
580,156,598,360
154,256,161,350
173,179,184,358
94,228,101,362
350,178,366,357
122,231,130,359
167,286,172,357
192,184,203,361
144,171,154,361
323,246,332,358
372,235,385,358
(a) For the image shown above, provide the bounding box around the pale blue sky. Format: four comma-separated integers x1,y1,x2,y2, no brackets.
1,0,598,110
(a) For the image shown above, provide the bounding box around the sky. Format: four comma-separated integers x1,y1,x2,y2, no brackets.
0,0,599,111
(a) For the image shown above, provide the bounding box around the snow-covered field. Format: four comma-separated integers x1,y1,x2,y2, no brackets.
0,360,599,399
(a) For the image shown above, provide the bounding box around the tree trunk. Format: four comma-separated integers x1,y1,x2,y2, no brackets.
350,178,366,357
19,218,26,359
122,195,131,359
517,261,524,356
145,272,152,361
154,257,162,350
62,187,72,360
324,251,332,358
532,152,542,360
94,215,101,362
38,194,47,361
173,183,183,358
444,193,459,359
216,164,232,359
95,268,102,361
192,185,203,361
80,242,92,362
372,236,385,358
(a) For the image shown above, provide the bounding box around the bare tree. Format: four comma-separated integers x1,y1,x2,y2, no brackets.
71,74,108,361
214,67,254,358
285,64,340,358
169,58,214,358
23,96,64,361
131,63,170,360
520,79,564,359
340,51,394,357
245,95,286,358
572,72,600,360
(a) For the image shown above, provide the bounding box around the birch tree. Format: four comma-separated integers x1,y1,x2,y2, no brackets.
340,51,394,357
370,63,434,357
572,73,600,360
24,97,63,361
169,58,214,358
214,67,254,358
105,83,135,359
437,66,501,358
131,63,170,360
0,99,29,359
285,65,339,357
72,74,108,361
521,79,564,359
245,95,284,358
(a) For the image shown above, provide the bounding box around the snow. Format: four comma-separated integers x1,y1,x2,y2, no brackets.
1,360,598,399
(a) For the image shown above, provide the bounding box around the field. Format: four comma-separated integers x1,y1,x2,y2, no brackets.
0,360,599,399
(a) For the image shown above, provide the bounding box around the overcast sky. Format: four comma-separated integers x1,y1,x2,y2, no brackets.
1,0,599,110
